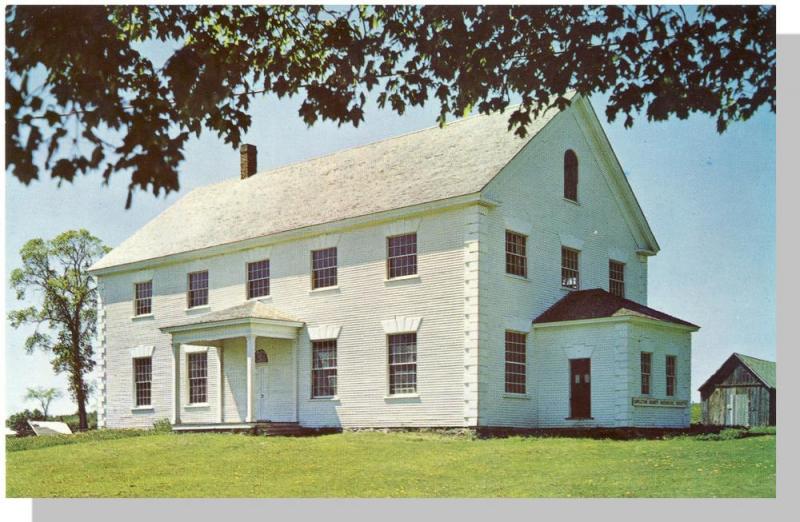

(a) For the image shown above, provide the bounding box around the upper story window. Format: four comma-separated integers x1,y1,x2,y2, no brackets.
134,281,152,316
311,247,338,289
311,340,338,398
388,333,417,395
640,352,652,395
387,233,418,279
247,259,270,299
564,149,579,202
133,356,152,407
609,260,625,297
666,355,677,397
505,230,528,278
561,247,580,289
188,352,208,404
187,270,209,308
504,331,527,394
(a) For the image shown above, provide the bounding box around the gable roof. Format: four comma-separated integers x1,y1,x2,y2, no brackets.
91,101,566,272
533,288,698,329
698,353,776,392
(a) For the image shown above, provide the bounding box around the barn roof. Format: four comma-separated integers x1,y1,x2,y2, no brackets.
532,288,699,329
91,100,568,272
698,353,776,392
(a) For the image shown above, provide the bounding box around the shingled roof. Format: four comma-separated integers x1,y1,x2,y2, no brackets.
533,288,699,329
161,301,302,331
92,100,570,272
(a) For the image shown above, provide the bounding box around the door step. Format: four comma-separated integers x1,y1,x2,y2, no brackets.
254,421,307,436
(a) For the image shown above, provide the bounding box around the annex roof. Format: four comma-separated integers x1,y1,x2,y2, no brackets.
533,288,699,329
91,101,565,272
698,353,776,392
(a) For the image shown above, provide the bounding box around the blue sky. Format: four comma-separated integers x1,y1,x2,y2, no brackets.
3,58,775,416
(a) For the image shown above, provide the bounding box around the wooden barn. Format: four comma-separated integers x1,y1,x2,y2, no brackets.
699,353,776,426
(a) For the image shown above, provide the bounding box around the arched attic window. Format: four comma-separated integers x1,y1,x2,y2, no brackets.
564,150,579,202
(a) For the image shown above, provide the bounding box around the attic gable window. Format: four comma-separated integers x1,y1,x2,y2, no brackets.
311,247,338,289
609,260,625,297
561,247,579,289
187,270,209,308
505,231,528,278
247,259,270,299
564,149,579,202
134,281,152,316
387,233,418,279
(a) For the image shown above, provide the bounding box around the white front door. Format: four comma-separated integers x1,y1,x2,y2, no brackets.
255,365,269,421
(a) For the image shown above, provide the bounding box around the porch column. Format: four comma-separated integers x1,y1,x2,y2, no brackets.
172,342,181,425
245,334,256,422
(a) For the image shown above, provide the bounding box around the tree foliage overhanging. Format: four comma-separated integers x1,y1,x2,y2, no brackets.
5,5,775,207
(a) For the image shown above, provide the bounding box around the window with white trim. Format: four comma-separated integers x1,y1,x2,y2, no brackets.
311,340,337,398
561,247,579,289
505,230,528,278
666,355,677,397
387,233,417,278
311,247,337,289
504,331,527,394
247,259,270,299
388,333,417,395
609,260,625,297
134,281,152,316
640,352,652,395
188,352,208,404
564,149,579,202
187,270,208,308
133,356,152,407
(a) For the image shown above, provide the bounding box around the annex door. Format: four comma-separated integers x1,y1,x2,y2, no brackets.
255,364,269,421
726,389,750,426
569,358,591,419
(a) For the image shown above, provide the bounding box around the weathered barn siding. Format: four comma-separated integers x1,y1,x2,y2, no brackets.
700,355,776,426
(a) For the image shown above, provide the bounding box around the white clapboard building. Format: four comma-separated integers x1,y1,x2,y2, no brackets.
90,94,698,432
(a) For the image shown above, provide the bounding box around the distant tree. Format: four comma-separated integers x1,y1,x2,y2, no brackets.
5,5,774,207
6,409,45,437
24,386,62,418
8,230,109,431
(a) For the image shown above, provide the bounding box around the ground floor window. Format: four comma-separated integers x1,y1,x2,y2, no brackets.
504,331,527,394
388,333,417,395
641,352,652,395
312,340,338,398
666,355,677,396
188,352,208,404
134,356,152,407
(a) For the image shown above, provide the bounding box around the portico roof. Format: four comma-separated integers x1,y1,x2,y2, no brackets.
161,301,303,335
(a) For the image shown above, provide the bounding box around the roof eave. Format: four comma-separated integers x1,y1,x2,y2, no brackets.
533,314,699,332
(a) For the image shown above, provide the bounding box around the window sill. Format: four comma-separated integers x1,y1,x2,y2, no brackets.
384,393,420,402
504,273,530,283
309,285,340,295
563,198,580,206
247,295,272,302
131,313,154,321
184,403,210,409
565,416,594,421
184,305,211,313
384,274,420,284
503,393,531,400
310,396,340,402
560,286,579,292
131,406,154,412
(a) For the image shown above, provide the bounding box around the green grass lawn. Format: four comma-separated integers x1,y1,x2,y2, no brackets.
6,431,775,498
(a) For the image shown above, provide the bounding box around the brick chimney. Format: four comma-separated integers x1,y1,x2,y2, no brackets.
240,144,257,179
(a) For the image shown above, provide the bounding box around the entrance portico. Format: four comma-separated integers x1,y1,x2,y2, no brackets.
160,301,303,427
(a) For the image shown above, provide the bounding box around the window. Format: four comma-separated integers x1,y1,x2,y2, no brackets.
247,259,270,299
188,352,208,404
387,233,418,279
187,270,208,308
609,260,625,297
311,247,337,289
388,333,417,395
640,352,652,395
134,281,152,316
564,149,579,201
505,230,527,278
666,355,677,397
561,247,580,289
504,331,527,394
133,357,152,407
311,340,337,398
